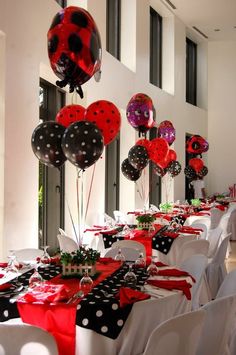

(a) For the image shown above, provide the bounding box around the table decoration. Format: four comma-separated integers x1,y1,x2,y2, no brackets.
60,247,100,277
159,202,173,213
191,198,201,207
136,213,156,230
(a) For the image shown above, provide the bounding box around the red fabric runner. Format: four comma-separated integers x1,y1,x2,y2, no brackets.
17,261,121,355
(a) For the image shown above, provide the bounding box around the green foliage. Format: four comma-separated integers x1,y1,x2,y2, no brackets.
136,214,156,223
60,247,100,266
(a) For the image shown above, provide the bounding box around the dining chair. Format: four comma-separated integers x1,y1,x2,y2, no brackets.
191,218,211,239
176,239,209,265
58,228,67,236
207,226,223,258
111,240,146,257
0,323,58,355
205,234,231,298
180,254,208,310
57,235,79,253
196,295,236,355
13,248,44,262
228,209,236,241
104,247,140,261
190,222,208,240
141,309,206,355
210,207,225,229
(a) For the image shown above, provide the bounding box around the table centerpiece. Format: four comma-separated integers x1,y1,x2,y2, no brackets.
136,214,156,230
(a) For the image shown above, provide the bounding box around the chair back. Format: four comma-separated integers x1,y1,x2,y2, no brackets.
210,208,224,229
180,254,208,309
112,240,146,257
14,248,44,262
190,222,208,240
57,235,78,253
143,309,206,355
207,226,223,258
113,210,128,224
0,323,58,355
177,239,209,265
191,218,210,238
227,209,236,240
219,213,231,238
58,228,67,236
216,269,236,298
104,247,140,261
212,234,231,265
196,295,236,355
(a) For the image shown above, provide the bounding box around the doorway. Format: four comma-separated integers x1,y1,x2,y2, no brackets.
39,79,65,252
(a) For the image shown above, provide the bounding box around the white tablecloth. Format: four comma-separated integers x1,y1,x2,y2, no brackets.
75,289,191,355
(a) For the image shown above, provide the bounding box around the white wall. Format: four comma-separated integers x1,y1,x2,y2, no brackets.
0,0,207,258
208,41,236,195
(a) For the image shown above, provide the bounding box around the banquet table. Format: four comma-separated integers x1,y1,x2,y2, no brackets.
0,262,192,355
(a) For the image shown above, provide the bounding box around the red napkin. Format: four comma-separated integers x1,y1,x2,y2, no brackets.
162,231,179,239
147,279,192,300
84,228,103,232
0,274,4,278
216,205,226,211
117,287,150,307
157,268,196,282
20,283,70,304
0,263,8,268
179,227,202,235
98,257,115,264
0,283,13,291
146,259,167,267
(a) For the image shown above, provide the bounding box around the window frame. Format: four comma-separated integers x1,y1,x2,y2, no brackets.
55,0,67,8
150,7,162,88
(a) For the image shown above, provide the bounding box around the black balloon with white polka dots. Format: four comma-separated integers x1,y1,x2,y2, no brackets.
128,145,149,170
31,121,67,168
121,158,142,181
62,120,104,169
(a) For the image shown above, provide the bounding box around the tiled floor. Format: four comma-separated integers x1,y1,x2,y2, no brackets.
226,242,236,272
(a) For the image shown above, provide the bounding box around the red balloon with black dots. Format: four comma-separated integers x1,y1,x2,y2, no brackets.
56,104,85,127
84,100,121,145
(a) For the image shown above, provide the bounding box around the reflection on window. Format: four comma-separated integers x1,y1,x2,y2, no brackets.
39,87,44,107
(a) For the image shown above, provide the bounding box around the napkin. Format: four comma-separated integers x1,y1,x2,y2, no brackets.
98,257,115,264
21,283,70,304
157,268,196,282
0,274,4,278
0,263,8,268
117,287,150,307
0,283,13,291
147,279,192,300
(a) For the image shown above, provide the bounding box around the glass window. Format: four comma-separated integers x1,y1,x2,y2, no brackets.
150,7,162,88
55,0,67,8
186,38,197,106
106,0,121,60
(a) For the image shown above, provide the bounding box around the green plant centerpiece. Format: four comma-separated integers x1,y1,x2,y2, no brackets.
136,214,156,230
60,247,100,277
159,202,173,213
191,198,201,207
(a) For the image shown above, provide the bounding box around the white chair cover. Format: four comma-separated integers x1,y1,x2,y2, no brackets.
228,209,236,241
176,239,209,265
190,222,208,240
104,247,140,261
196,295,236,355
142,309,206,355
111,240,146,257
191,218,211,238
0,323,58,355
216,268,236,299
57,235,78,253
206,235,231,298
207,226,223,258
180,254,208,310
58,228,67,236
210,208,225,229
13,248,44,262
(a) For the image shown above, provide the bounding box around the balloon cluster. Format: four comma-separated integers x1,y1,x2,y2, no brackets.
184,135,209,181
47,6,102,98
31,101,121,170
121,118,181,181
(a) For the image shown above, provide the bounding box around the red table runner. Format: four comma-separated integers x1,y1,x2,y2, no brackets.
17,261,121,355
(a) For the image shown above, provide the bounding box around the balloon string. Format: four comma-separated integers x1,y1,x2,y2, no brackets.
76,169,83,246
81,170,84,246
135,181,143,201
84,164,96,222
65,195,79,245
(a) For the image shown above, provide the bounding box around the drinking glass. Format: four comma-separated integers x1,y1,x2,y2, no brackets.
147,256,159,276
114,248,126,262
79,269,93,294
40,245,50,267
124,264,137,288
5,250,19,274
29,264,44,289
135,252,146,268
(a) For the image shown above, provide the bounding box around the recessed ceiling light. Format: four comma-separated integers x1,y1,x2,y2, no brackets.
214,29,220,32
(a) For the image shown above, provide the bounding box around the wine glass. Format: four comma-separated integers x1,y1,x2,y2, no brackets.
79,269,93,294
29,264,44,289
114,248,126,262
40,245,50,267
135,252,146,268
147,256,159,276
5,250,19,274
124,264,137,289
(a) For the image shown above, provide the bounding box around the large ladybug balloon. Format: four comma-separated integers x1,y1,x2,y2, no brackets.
186,135,209,155
47,6,102,98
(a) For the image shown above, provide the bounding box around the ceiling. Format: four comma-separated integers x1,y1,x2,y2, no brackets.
162,0,236,41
